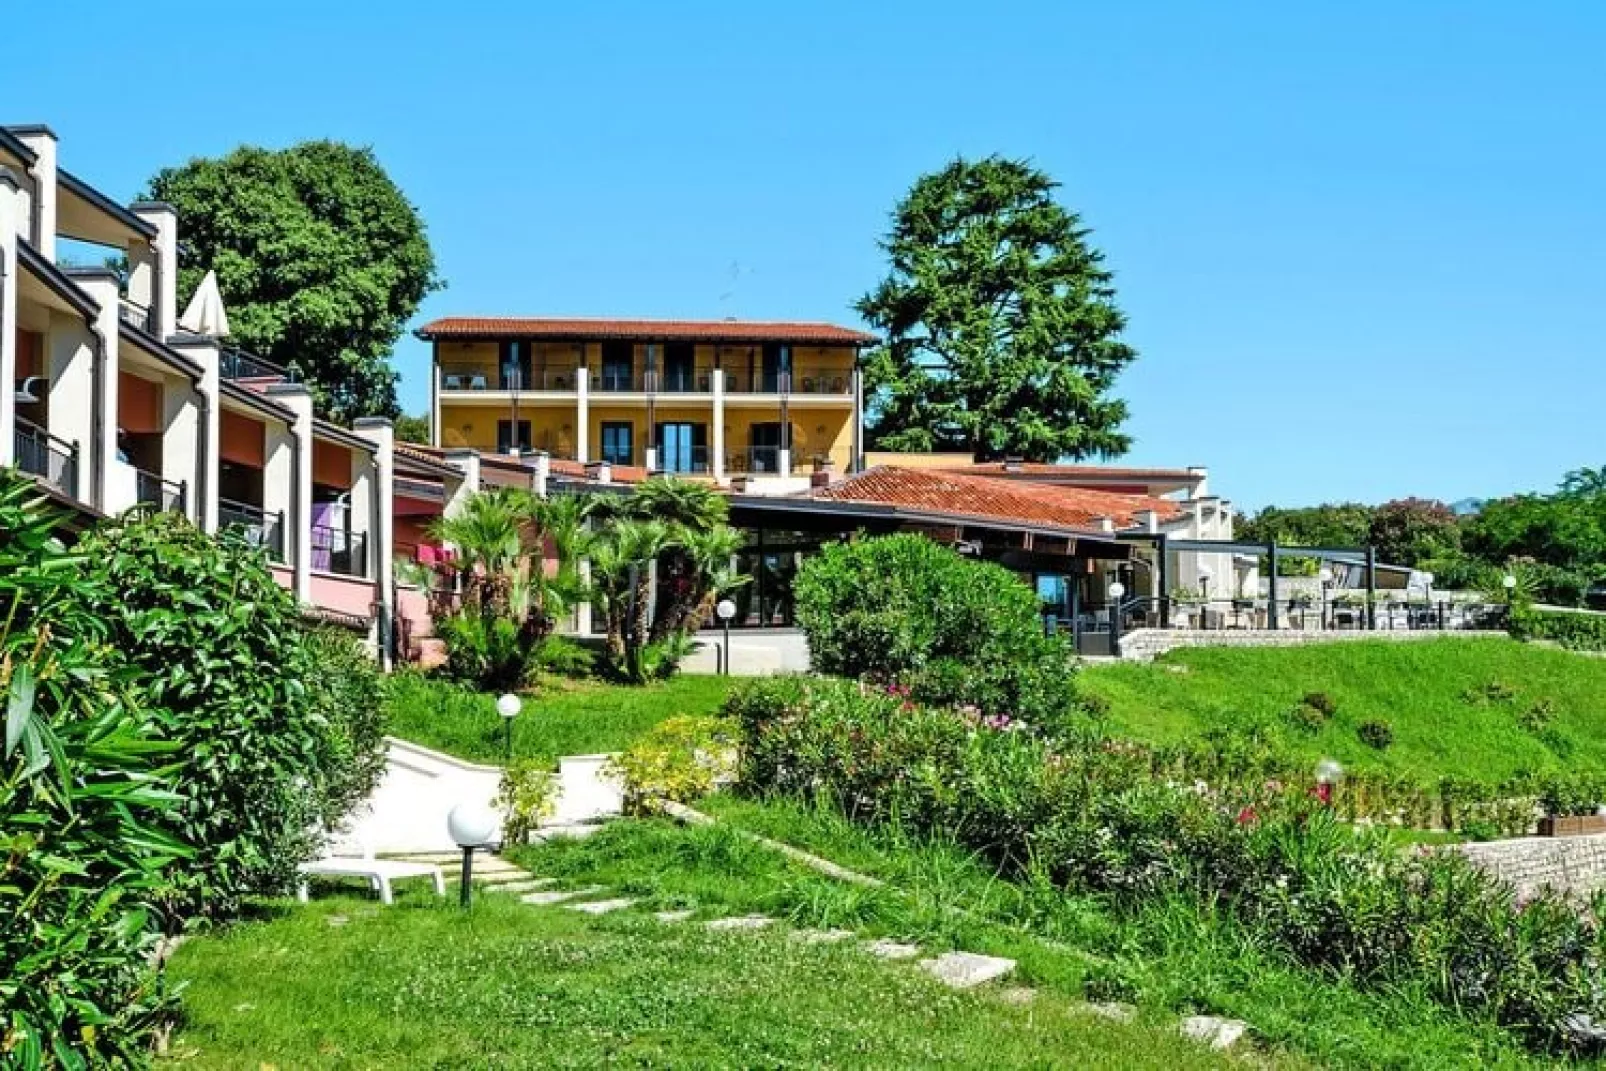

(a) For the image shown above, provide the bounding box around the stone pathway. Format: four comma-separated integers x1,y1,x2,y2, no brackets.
406,850,1252,1054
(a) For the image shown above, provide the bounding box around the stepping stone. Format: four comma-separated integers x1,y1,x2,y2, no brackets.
568,897,636,915
997,987,1037,1006
532,823,602,842
325,915,350,928
520,886,603,906
1179,1015,1249,1050
1079,1002,1136,1023
653,910,695,923
488,879,555,895
790,928,855,944
862,939,921,960
704,915,775,931
920,951,1017,989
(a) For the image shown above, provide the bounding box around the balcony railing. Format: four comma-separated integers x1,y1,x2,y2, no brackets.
133,468,187,514
221,349,294,383
728,446,786,475
438,365,584,391
790,368,853,395
14,418,78,499
434,364,854,396
311,524,368,579
118,298,153,334
593,368,644,392
655,445,710,475
219,497,285,562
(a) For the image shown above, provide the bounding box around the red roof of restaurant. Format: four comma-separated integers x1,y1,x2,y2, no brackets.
811,466,1184,531
548,458,650,485
417,316,876,346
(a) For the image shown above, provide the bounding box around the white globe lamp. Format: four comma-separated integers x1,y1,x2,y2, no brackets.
447,801,499,907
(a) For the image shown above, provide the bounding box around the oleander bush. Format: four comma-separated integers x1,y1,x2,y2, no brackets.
1511,605,1606,652
73,512,388,922
793,534,1081,724
0,473,186,1063
730,674,1606,1055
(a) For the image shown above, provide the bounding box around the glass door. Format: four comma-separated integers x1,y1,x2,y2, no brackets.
656,422,706,474
600,422,634,466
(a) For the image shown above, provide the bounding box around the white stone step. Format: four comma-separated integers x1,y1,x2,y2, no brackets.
1180,1015,1249,1050
486,879,555,895
790,928,855,944
653,909,695,923
919,951,1017,989
861,938,921,960
568,898,636,915
520,885,604,906
704,915,775,931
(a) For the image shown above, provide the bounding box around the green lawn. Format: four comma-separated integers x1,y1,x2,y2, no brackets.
160,891,1220,1069
1078,637,1606,781
384,672,731,764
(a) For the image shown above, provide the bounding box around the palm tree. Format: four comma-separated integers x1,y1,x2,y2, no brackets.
430,488,532,618
587,518,673,680
631,477,728,531
651,524,746,642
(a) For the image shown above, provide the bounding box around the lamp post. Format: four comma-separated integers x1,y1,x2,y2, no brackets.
496,692,521,767
715,598,737,675
1502,573,1518,624
1107,580,1126,656
447,802,499,908
1318,566,1334,631
1314,758,1343,808
1197,570,1211,629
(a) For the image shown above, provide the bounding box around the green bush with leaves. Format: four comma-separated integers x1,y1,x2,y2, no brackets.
0,473,187,1063
495,761,559,845
730,675,1606,1055
607,714,739,812
1511,605,1606,652
793,534,1080,724
73,512,388,921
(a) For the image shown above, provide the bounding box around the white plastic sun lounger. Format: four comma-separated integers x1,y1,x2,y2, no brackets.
297,847,445,905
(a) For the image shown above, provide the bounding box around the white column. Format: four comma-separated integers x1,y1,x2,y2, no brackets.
531,450,550,498
129,203,178,339
441,448,480,519
161,378,200,522
267,384,314,605
13,128,56,261
354,418,396,669
170,337,221,532
71,272,120,511
711,363,726,482
45,310,95,502
851,364,864,472
263,414,296,559
0,169,18,466
575,347,589,463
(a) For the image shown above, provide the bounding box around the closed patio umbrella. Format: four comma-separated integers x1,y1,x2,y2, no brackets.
178,270,231,337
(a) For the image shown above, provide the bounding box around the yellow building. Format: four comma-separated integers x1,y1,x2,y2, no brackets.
417,317,873,481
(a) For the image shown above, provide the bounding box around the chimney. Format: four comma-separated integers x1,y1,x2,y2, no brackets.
810,456,835,490
1133,509,1159,534
11,126,56,261
585,459,612,485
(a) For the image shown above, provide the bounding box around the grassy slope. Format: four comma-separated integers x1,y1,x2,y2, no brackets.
161,892,1219,1069
384,672,731,764
1078,638,1606,781
678,795,1542,1069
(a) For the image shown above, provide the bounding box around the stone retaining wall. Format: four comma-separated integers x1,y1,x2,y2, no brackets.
1116,628,1509,662
1458,834,1606,900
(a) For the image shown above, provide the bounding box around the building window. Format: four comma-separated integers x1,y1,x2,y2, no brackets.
497,420,532,454
600,341,633,391
601,421,633,466
664,342,696,391
656,422,706,473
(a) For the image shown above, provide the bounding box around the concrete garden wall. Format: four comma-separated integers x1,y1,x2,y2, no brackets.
1116,628,1509,662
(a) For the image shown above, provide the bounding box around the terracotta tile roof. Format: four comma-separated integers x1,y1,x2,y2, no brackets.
940,461,1203,482
417,316,876,346
548,458,650,484
811,466,1184,531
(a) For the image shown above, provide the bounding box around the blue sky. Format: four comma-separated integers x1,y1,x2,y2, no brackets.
6,2,1602,509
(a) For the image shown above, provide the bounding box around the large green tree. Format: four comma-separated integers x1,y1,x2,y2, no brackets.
148,142,440,423
857,156,1137,461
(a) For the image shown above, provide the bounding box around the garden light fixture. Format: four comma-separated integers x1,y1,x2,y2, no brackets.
447,802,499,908
496,692,521,766
1315,758,1343,806
716,598,737,675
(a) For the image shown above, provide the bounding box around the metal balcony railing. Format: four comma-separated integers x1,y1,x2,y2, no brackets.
118,298,153,333
311,524,368,579
438,365,584,391
220,349,294,382
13,418,78,499
133,468,187,514
218,497,285,562
729,446,785,475
790,368,853,395
655,444,710,475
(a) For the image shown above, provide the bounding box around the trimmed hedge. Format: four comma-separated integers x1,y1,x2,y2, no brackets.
1511,606,1606,652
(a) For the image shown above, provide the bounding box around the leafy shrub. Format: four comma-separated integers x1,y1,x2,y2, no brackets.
1287,703,1328,734
1357,719,1395,750
1511,606,1606,652
1462,680,1517,705
730,675,1606,1054
300,628,390,835
1301,691,1338,717
607,715,739,813
793,535,1080,724
1520,699,1557,734
0,473,186,1063
1538,771,1606,817
73,512,388,921
529,634,595,678
495,761,559,844
437,611,536,692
